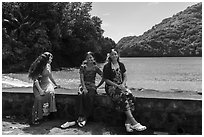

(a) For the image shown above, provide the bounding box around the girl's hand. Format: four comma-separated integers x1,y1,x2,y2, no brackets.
83,88,88,94
55,85,60,89
126,88,132,94
40,90,45,96
118,84,127,92
121,86,127,92
95,85,100,89
121,83,126,88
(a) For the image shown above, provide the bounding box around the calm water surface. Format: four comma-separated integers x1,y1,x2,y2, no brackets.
120,57,201,92
57,57,201,92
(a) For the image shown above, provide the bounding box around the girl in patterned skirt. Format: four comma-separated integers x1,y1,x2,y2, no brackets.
103,49,146,132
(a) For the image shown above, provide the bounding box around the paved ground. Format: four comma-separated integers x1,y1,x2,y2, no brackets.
2,75,198,135
2,117,158,135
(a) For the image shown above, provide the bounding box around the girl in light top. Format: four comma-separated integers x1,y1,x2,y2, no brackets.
28,52,60,125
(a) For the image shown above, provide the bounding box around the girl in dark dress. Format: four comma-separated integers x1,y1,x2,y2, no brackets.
103,49,146,132
61,52,104,128
61,51,104,128
76,51,104,127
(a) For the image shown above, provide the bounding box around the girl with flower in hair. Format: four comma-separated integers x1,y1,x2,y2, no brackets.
28,52,60,125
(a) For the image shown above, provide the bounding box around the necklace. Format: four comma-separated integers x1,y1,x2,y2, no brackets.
111,62,119,70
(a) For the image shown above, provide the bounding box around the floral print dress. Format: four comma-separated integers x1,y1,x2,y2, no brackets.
32,64,57,123
103,62,135,112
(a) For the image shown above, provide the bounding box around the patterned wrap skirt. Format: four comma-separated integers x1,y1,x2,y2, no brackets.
107,85,135,112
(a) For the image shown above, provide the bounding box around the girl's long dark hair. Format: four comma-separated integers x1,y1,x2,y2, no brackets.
28,52,52,80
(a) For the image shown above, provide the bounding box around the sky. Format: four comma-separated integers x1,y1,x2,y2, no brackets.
90,2,199,43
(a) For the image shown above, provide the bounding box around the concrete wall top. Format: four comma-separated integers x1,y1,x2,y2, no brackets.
2,87,202,101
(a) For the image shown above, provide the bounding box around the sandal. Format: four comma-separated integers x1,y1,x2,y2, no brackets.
60,121,76,129
131,123,147,131
78,120,86,127
125,123,133,132
32,121,40,126
77,117,87,127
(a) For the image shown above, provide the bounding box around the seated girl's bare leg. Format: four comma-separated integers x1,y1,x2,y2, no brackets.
125,110,138,125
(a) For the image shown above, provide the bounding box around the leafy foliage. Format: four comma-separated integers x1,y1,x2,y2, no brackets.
117,3,202,57
2,2,116,73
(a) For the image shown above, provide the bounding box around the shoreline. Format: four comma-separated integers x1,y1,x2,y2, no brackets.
2,75,202,96
2,75,32,88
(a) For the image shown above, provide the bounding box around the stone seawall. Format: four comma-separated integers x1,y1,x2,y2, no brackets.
2,87,202,135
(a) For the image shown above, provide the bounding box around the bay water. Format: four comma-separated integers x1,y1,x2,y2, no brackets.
120,57,201,92
57,57,201,93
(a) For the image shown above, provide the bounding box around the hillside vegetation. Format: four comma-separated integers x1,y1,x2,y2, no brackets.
2,2,116,73
117,3,202,57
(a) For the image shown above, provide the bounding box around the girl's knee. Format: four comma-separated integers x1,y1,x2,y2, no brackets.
88,90,97,96
35,96,43,101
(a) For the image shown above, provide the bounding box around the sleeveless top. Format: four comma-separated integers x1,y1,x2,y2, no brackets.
79,63,102,89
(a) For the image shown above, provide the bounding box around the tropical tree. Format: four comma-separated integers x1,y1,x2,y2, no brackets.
2,2,116,72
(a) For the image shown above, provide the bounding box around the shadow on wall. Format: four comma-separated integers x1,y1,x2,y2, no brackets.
2,91,202,135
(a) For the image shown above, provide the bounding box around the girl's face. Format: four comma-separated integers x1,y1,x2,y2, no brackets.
48,54,53,64
110,50,118,62
86,54,95,64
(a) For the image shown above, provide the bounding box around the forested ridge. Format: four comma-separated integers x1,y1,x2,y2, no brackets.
2,2,116,73
116,3,202,57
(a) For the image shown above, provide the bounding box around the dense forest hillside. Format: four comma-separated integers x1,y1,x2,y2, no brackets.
116,3,202,57
2,2,116,73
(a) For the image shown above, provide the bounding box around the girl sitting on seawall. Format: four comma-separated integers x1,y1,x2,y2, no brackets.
102,49,147,132
61,51,104,128
28,52,60,125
